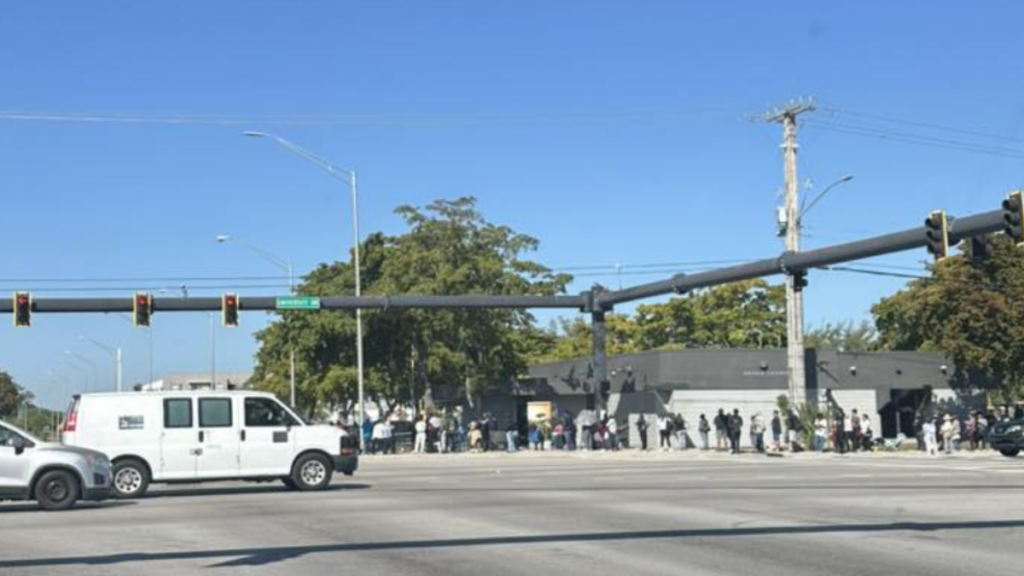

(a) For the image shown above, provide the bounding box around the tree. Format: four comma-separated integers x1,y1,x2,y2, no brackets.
528,314,641,364
805,320,878,351
251,197,570,416
0,370,31,420
634,279,787,350
872,234,1024,398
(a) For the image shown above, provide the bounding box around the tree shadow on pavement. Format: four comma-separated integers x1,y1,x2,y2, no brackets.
3,518,1023,569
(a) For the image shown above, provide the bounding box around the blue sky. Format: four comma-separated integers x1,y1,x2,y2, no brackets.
1,2,1023,408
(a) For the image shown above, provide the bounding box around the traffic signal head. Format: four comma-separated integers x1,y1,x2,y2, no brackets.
925,209,949,262
222,293,239,327
792,271,808,292
133,293,152,327
13,292,30,327
1002,190,1023,244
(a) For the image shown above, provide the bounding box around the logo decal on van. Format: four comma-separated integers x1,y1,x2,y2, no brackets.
118,416,145,430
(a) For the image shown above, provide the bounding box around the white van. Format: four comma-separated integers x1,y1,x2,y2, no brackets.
62,390,358,498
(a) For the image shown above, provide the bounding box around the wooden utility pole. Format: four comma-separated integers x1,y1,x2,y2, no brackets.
766,99,815,406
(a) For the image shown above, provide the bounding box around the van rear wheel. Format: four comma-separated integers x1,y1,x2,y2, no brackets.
112,459,150,499
291,453,333,491
34,470,80,511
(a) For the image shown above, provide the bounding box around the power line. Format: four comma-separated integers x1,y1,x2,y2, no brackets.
822,105,1024,145
804,120,1024,161
0,108,742,128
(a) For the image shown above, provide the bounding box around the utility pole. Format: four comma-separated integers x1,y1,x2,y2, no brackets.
766,98,815,406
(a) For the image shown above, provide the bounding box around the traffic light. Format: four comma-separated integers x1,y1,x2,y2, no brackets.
13,292,30,327
1002,190,1023,244
133,293,152,327
925,209,949,262
222,293,239,327
792,271,808,292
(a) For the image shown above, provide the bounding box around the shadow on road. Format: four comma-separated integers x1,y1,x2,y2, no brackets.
144,483,371,499
3,518,1023,569
0,501,136,515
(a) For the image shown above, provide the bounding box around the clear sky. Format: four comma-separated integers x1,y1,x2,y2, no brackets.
2,2,1023,408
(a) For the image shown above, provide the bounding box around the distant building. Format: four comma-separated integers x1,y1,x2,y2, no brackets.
136,373,252,392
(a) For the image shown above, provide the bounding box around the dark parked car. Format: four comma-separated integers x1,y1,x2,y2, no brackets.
988,419,1023,457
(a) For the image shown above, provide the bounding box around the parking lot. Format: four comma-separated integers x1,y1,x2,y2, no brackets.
3,451,1024,576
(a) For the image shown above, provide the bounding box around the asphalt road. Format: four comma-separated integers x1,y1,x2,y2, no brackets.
3,450,1024,576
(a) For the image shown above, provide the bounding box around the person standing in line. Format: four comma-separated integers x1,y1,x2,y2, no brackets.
414,416,428,454
977,412,989,450
839,410,853,454
673,413,687,451
814,413,828,453
563,411,576,451
751,414,766,453
860,414,874,451
923,417,938,456
771,410,782,451
728,409,743,454
481,413,492,452
941,414,955,454
658,414,672,451
850,409,861,452
714,409,728,451
506,420,518,453
362,417,374,455
637,414,650,451
788,409,805,451
607,418,619,451
698,414,711,450
371,419,385,455
965,412,977,451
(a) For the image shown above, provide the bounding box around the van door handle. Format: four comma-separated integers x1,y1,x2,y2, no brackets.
199,431,205,443
240,430,246,442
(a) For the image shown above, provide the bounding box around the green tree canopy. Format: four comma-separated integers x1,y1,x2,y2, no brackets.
0,370,31,420
872,234,1024,397
251,197,570,416
805,320,878,352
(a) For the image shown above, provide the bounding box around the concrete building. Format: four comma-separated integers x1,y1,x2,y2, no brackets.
136,373,252,392
493,349,983,444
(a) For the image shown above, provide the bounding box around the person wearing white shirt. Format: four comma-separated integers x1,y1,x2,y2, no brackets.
414,418,428,453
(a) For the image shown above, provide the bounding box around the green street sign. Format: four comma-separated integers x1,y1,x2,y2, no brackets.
276,296,321,310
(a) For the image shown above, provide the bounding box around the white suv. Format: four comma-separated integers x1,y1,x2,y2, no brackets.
0,420,112,511
62,390,358,498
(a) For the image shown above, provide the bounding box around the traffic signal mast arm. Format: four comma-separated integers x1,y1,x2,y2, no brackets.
0,200,1013,318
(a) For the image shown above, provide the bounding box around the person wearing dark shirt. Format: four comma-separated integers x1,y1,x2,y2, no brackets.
728,409,743,454
636,414,650,451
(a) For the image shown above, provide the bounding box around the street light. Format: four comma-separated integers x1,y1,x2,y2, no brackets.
216,235,298,405
799,174,855,224
244,131,366,445
78,335,123,392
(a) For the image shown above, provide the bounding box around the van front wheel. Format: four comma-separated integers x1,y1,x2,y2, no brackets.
112,459,150,499
291,453,333,491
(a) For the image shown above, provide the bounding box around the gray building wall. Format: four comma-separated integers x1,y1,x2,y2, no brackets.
525,349,973,442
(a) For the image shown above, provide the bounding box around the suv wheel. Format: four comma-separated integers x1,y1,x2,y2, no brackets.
112,459,150,499
291,453,333,491
1000,448,1020,458
34,470,80,511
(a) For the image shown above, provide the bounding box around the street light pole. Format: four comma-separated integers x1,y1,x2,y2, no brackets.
244,131,366,448
216,235,297,406
78,335,123,392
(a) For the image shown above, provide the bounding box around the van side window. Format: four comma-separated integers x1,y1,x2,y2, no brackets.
164,399,193,429
245,398,298,427
199,399,233,428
